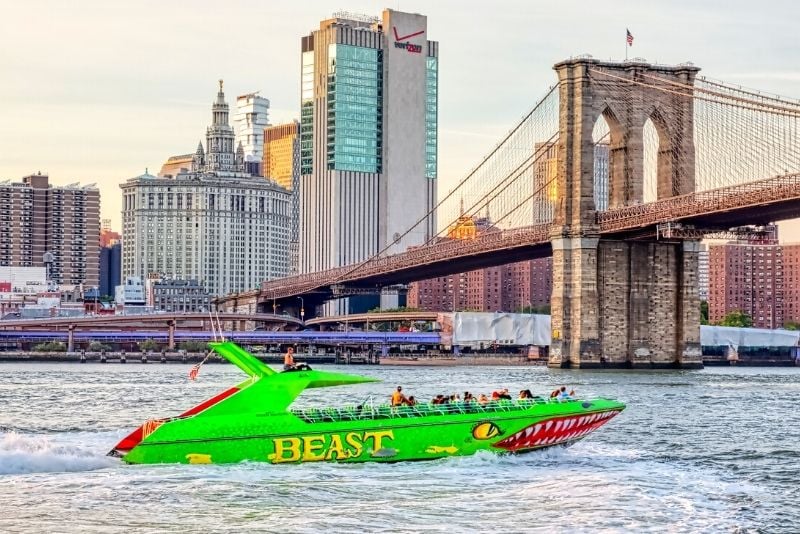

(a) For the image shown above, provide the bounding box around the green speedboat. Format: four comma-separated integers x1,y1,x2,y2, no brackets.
111,341,625,465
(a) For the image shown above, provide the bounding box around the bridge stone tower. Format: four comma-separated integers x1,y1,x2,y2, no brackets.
549,58,703,369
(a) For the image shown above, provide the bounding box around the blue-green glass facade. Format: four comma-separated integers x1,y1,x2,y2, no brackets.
326,44,383,173
300,51,314,175
425,56,438,179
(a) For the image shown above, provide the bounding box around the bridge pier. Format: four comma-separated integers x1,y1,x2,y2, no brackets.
549,238,702,369
549,58,703,370
67,325,75,353
167,320,176,350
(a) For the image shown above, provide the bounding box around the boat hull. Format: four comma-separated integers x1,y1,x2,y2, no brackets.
120,399,624,465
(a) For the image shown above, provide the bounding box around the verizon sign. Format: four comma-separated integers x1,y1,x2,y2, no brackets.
393,26,423,54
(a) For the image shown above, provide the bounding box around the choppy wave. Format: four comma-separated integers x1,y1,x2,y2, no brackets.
0,431,116,475
0,363,798,532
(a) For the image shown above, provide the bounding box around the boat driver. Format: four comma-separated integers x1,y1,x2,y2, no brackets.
284,347,296,371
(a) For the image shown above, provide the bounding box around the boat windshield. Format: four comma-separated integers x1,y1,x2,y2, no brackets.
290,397,568,424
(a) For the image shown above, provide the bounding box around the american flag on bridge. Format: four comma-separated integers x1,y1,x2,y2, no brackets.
626,29,634,46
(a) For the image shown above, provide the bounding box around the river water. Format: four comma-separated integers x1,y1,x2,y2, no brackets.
0,362,798,533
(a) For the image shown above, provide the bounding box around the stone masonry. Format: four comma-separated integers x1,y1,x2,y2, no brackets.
548,58,702,368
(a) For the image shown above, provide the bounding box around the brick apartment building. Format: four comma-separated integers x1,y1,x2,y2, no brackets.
705,227,800,329
0,173,100,287
407,214,552,312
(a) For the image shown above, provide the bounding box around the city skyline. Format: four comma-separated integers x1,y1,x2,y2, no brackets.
1,0,798,236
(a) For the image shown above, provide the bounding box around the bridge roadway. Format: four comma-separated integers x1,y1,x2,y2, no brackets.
0,330,439,345
305,311,439,328
0,312,303,330
251,172,800,303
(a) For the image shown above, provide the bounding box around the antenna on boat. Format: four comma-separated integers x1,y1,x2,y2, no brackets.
214,312,224,341
208,311,218,342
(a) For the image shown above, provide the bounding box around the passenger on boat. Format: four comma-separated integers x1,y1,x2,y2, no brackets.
432,394,445,405
519,389,534,399
283,347,312,371
549,387,561,399
477,394,489,405
558,386,572,401
463,391,474,402
283,347,295,371
391,386,407,407
496,388,512,400
404,396,417,406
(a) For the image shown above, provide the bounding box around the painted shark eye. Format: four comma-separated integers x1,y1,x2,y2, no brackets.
472,421,501,440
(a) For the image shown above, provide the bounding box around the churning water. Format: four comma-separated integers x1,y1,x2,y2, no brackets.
1,362,798,533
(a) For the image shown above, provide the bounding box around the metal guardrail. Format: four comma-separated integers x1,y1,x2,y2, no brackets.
598,173,800,231
291,397,564,424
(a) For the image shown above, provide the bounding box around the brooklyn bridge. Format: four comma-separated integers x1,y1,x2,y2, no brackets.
218,57,800,369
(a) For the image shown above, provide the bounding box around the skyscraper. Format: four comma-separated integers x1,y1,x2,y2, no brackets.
121,82,291,297
299,9,438,275
0,173,100,287
263,121,301,274
234,93,270,176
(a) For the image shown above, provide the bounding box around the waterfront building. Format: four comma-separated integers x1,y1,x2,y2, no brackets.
121,82,291,297
782,244,800,325
299,9,438,277
698,243,709,301
708,228,783,328
99,242,121,298
151,279,210,313
504,258,553,312
235,93,270,176
0,173,100,287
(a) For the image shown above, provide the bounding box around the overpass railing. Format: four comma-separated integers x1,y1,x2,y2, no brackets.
598,172,800,232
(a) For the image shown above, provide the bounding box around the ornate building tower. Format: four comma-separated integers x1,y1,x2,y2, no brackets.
191,141,205,172
205,80,238,172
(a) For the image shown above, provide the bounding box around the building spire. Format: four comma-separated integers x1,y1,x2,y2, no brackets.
196,141,204,155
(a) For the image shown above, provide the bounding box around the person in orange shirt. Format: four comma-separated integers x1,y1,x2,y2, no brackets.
391,386,407,406
283,347,296,371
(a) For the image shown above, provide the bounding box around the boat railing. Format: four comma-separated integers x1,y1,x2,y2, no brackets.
290,396,570,424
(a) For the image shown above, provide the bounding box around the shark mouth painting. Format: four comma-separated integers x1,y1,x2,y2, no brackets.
492,411,621,452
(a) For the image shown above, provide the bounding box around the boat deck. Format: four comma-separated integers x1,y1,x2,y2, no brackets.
291,397,570,424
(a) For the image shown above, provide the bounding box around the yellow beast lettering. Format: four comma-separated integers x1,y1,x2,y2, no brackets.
363,430,394,451
345,432,363,458
302,436,326,462
325,434,346,460
270,431,395,463
270,437,301,464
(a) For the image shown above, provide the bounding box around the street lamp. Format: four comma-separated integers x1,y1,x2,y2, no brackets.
297,296,305,321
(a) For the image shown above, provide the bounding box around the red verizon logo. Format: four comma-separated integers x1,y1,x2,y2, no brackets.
393,26,424,54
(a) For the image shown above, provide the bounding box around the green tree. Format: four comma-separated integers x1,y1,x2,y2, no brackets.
518,304,551,314
88,341,111,352
700,300,709,325
138,339,159,352
783,321,800,331
178,341,207,352
33,341,67,352
718,310,753,328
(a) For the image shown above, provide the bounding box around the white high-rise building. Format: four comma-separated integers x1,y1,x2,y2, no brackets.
299,9,438,276
121,82,291,297
234,93,270,176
